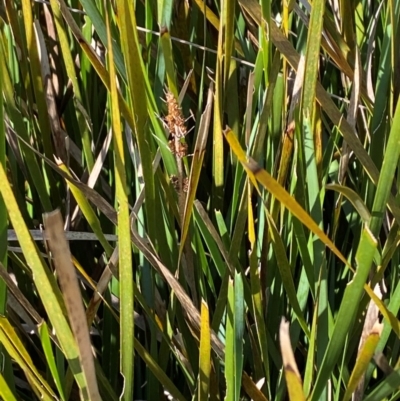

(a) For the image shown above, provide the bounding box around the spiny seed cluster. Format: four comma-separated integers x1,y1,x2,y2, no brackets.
170,175,189,193
165,90,187,139
164,89,190,195
168,139,188,158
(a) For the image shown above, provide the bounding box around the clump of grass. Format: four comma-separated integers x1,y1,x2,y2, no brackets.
0,0,400,400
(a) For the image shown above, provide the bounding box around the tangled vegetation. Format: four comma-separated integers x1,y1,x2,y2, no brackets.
0,0,400,400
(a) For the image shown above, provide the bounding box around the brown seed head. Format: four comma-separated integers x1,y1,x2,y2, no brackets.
165,90,187,138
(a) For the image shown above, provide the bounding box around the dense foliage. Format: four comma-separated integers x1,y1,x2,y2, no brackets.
0,0,400,400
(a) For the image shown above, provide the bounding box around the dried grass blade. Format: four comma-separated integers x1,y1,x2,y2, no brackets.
279,319,306,401
180,84,213,252
198,300,211,401
44,210,101,401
